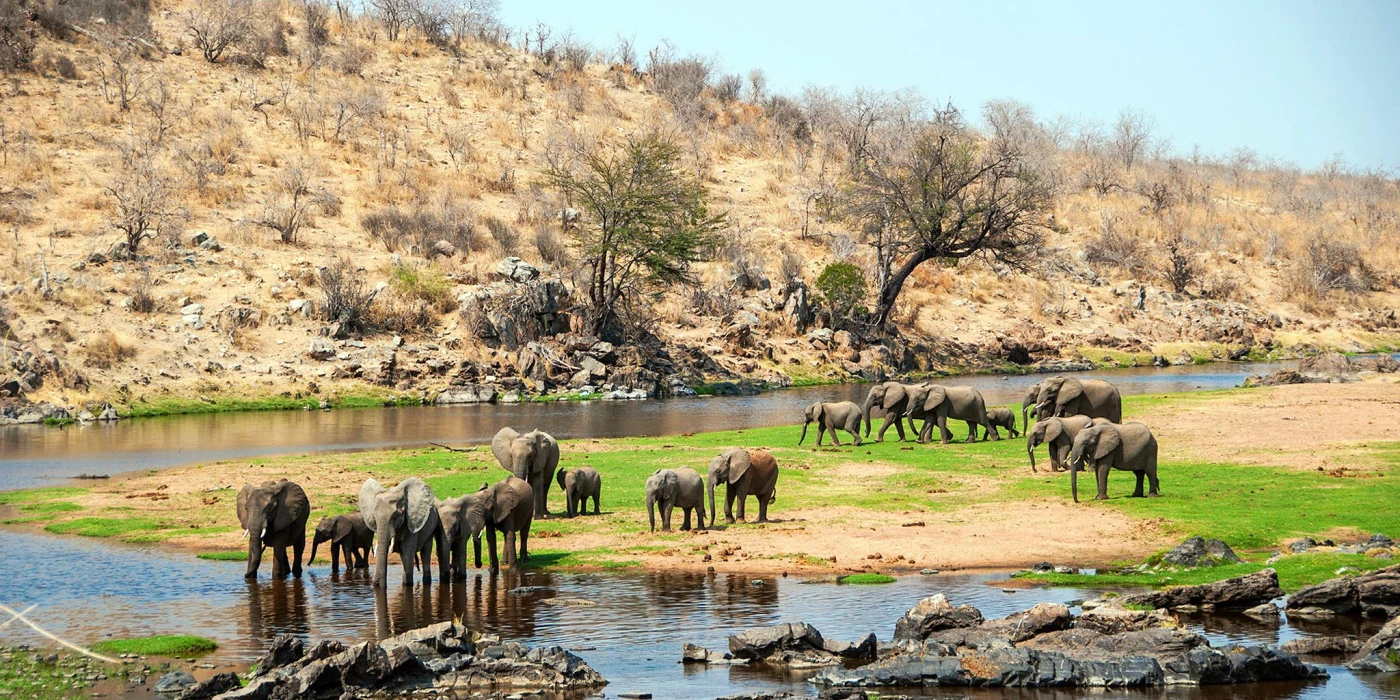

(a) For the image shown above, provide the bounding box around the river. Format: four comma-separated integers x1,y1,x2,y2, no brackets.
3,359,1399,698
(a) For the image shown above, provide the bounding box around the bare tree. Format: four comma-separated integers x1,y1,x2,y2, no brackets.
612,33,635,69
369,0,413,41
106,138,176,254
747,68,766,104
96,47,148,111
842,97,1054,327
255,166,326,244
1160,227,1197,294
186,0,253,63
1111,109,1155,172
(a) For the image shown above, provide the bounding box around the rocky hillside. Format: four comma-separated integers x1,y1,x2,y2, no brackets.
0,0,1397,421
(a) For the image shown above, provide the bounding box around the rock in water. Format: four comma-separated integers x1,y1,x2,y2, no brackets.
1287,564,1400,618
892,594,984,642
1279,636,1363,656
250,634,303,677
1120,569,1283,611
1347,616,1400,672
175,672,241,700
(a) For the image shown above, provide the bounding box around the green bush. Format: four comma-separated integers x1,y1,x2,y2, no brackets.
815,262,866,322
92,635,217,656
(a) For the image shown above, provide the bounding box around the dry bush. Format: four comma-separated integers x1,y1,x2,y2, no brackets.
1159,229,1198,294
361,199,479,257
1082,211,1148,275
186,0,253,63
534,224,567,266
332,43,372,76
646,44,712,124
1201,268,1245,302
712,73,742,103
1282,238,1375,304
32,0,152,40
83,329,135,368
484,215,517,253
370,294,434,335
254,166,330,244
303,0,329,45
722,240,766,290
780,248,805,286
129,265,156,312
319,256,375,332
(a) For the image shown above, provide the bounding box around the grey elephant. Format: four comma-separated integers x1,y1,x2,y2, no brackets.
904,384,995,444
436,494,480,580
473,477,534,571
307,513,372,573
645,467,706,532
1026,416,1111,472
1021,381,1045,432
861,382,925,442
359,477,446,588
985,407,1019,439
236,479,310,579
707,448,779,526
1068,422,1160,502
556,466,601,517
1035,377,1122,424
799,401,863,446
491,427,560,518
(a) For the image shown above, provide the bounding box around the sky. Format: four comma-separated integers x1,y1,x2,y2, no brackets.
499,0,1400,172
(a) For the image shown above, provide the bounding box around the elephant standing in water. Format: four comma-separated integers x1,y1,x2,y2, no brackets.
1026,416,1110,472
359,477,445,588
904,384,995,444
707,448,779,526
556,466,601,517
1035,377,1122,424
491,427,560,518
646,468,706,532
307,513,372,572
861,382,925,442
436,494,480,580
799,401,863,446
473,477,534,571
237,479,310,579
1068,422,1160,502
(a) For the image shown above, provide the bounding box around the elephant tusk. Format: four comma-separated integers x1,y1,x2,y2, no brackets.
260,528,267,540
241,529,249,539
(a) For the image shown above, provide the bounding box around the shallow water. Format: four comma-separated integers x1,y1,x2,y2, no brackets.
0,529,1397,699
0,360,1305,491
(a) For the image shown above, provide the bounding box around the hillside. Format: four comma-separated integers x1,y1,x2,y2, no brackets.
0,0,1398,420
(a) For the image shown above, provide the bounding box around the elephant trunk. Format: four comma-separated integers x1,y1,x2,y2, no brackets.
245,529,263,579
646,492,657,533
307,532,325,565
706,476,718,528
861,394,875,437
373,524,392,588
1027,437,1038,473
798,420,810,445
1071,463,1080,503
473,533,482,569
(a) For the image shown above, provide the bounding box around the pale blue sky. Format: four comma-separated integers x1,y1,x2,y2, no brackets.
500,0,1400,172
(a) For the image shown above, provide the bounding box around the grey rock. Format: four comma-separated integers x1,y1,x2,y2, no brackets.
1242,603,1280,620
436,384,498,405
1280,636,1363,656
1120,569,1283,611
250,634,303,677
180,302,204,316
495,257,539,282
1162,536,1243,567
1287,564,1400,618
174,672,240,700
892,594,984,642
307,339,336,361
1291,537,1318,553
154,670,197,694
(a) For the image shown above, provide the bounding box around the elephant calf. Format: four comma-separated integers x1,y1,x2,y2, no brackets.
985,407,1020,439
799,401,863,446
556,466,601,517
473,477,534,571
1068,422,1160,503
646,468,706,532
308,513,373,573
707,448,779,526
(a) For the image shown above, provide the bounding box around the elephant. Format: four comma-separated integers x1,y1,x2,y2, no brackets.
904,384,996,444
645,467,706,533
436,494,479,580
1034,377,1123,424
707,448,779,526
1067,422,1160,502
491,427,560,518
1021,381,1046,432
799,401,863,446
236,479,310,579
556,466,601,517
985,407,1020,439
472,477,534,571
359,477,446,588
307,513,372,573
861,381,925,442
1026,416,1111,472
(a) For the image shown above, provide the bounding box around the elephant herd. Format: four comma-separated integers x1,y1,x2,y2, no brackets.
850,376,1161,504
235,428,782,584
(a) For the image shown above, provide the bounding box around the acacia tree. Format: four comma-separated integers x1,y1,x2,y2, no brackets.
544,130,725,339
842,97,1054,327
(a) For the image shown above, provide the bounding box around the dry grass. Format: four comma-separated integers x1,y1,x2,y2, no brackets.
82,330,135,369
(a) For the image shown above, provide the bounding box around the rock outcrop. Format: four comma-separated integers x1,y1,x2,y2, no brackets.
1286,564,1400,618
1347,616,1400,672
892,594,985,642
1119,569,1283,612
1160,536,1242,567
685,622,877,668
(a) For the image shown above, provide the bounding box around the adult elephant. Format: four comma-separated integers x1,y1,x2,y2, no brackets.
799,401,863,446
1035,377,1122,423
471,477,534,571
861,382,924,442
707,448,779,526
1068,422,1160,502
491,427,560,518
307,513,372,573
236,479,310,579
359,477,445,588
1021,381,1046,432
904,384,995,444
645,468,706,532
1026,416,1110,472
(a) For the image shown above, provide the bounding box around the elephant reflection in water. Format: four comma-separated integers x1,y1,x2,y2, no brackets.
244,578,310,643
707,572,778,622
373,583,438,640
371,573,543,642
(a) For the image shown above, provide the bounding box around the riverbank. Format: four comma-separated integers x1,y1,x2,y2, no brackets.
2,381,1399,575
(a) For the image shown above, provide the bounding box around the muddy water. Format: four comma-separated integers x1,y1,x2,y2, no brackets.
0,360,1303,491
1,530,1397,699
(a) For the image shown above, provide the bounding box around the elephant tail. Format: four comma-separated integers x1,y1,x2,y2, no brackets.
767,485,777,505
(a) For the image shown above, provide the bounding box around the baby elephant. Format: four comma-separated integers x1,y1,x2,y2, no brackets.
985,407,1020,439
645,467,706,532
556,466,601,517
799,401,864,446
307,513,373,573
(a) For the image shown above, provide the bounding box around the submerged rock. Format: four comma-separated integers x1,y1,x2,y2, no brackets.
1119,569,1283,612
1347,616,1400,672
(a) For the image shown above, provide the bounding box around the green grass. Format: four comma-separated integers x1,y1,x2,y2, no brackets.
838,573,896,584
196,550,249,561
91,635,217,657
118,390,416,418
44,517,169,539
0,650,129,700
521,548,642,570
1018,552,1392,593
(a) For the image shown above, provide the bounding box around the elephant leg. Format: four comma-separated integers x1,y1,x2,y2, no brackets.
592,493,600,515
938,415,952,444
661,504,673,532
401,534,417,586
849,419,863,446
1132,471,1146,498
503,530,516,568
1147,464,1161,497
816,424,825,446
273,544,290,578
735,486,749,522
963,420,978,443
724,488,736,524
519,524,529,561
292,531,305,577
758,492,769,523
1095,462,1111,501
681,508,692,531
330,543,341,573
486,528,500,571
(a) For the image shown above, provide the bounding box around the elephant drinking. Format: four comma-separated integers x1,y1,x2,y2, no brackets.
307,513,372,573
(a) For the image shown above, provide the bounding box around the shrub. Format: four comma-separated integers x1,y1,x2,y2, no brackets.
484,215,517,254
780,249,805,287
1,0,37,72
31,0,151,40
389,263,454,312
1283,238,1374,302
361,201,478,257
712,73,742,103
84,330,135,368
1160,230,1197,294
1083,214,1148,275
370,294,434,335
723,242,766,290
130,266,155,312
815,262,866,322
646,44,712,123
534,224,567,266
319,256,375,333
186,0,253,63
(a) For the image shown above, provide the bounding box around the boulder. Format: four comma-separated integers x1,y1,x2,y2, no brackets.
822,633,877,661
1291,537,1318,553
1280,636,1363,656
1119,569,1283,611
380,621,474,658
1075,604,1177,635
1354,355,1400,373
1161,536,1242,567
175,673,241,700
154,670,198,694
430,239,457,258
1299,352,1352,376
495,257,539,282
892,594,984,642
0,399,71,425
1347,616,1400,672
1286,565,1400,618
435,384,497,405
307,339,336,361
250,634,304,677
729,622,826,661
1243,369,1309,387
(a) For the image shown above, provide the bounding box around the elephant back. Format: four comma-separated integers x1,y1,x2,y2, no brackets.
747,450,780,495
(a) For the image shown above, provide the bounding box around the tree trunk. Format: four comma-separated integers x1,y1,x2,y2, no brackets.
873,246,935,327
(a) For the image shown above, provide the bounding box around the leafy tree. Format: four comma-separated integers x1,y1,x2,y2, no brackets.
815,261,866,323
544,130,725,339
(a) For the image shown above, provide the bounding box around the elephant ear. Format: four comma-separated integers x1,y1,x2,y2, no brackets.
403,478,436,534
236,485,253,529
333,515,355,540
1043,419,1064,444
726,448,752,485
492,483,522,523
491,427,520,471
359,479,385,531
884,384,907,410
270,481,306,533
531,431,558,477
922,386,947,411
1093,427,1122,461
1058,378,1085,405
